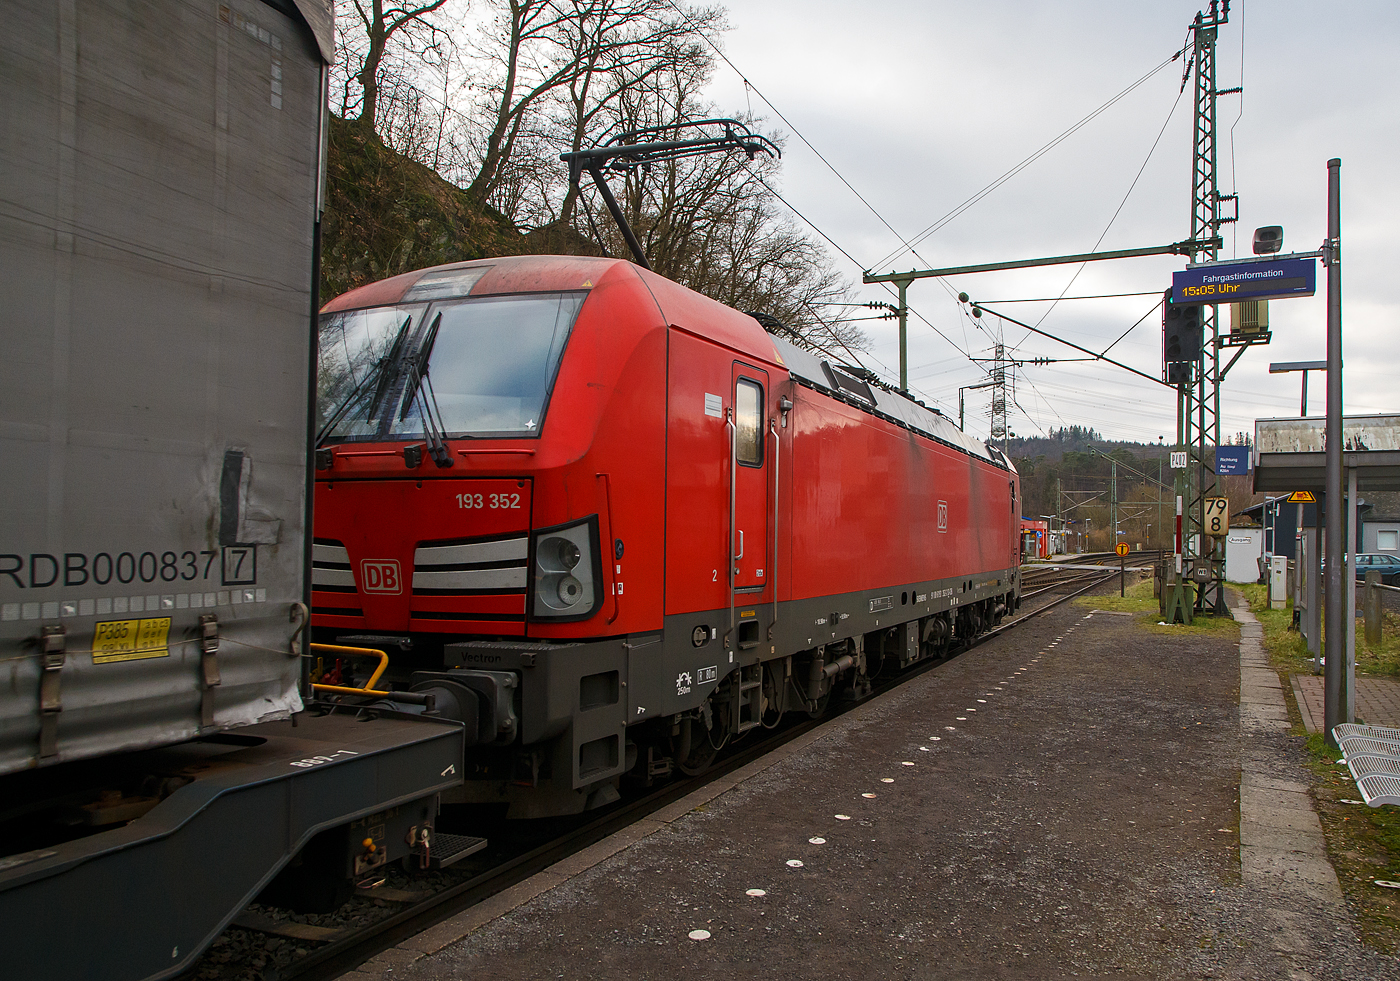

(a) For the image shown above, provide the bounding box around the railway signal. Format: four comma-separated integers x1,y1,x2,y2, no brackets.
1162,294,1203,385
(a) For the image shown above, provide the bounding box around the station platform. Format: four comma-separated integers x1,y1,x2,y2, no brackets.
1292,674,1400,733
341,595,1400,980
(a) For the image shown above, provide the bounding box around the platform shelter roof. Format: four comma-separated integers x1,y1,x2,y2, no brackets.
1253,414,1400,492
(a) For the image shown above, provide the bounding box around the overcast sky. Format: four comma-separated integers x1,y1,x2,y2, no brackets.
700,0,1398,445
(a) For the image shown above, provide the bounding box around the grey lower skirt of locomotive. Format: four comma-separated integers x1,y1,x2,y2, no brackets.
339,584,1018,825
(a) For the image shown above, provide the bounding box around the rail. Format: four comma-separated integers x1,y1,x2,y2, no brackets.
208,573,1123,979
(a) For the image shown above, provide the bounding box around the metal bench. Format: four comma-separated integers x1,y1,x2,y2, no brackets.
1334,722,1400,745
1333,723,1400,806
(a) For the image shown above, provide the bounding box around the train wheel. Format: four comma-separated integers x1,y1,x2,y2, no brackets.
674,710,727,776
676,732,722,776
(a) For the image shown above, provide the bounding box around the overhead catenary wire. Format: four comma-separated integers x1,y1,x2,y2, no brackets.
1010,58,1191,352
680,17,1191,433
975,290,1164,303
658,0,997,376
1098,297,1167,359
871,46,1188,272
1228,0,1246,258
355,5,1197,440
659,0,930,269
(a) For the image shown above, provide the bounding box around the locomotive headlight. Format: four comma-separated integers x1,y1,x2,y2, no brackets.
556,540,581,570
556,575,583,604
531,516,601,621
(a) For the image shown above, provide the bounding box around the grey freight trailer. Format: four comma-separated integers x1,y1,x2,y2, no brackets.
0,5,471,980
0,0,336,773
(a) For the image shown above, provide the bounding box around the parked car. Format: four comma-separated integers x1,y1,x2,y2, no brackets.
1355,553,1400,586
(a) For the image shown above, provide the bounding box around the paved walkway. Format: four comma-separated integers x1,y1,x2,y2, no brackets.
1233,600,1345,917
1290,674,1400,732
334,597,1400,981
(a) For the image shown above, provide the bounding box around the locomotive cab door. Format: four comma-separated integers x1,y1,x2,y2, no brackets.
730,365,771,616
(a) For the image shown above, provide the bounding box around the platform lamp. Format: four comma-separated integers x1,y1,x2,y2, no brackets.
1269,360,1327,416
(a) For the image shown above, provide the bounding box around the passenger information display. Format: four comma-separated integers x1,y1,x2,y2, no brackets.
1172,256,1316,304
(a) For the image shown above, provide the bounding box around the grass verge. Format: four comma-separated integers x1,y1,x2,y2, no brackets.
1243,585,1400,952
1075,574,1239,637
1237,581,1400,678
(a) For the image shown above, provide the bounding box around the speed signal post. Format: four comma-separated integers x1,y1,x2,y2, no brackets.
1204,497,1229,536
1117,541,1130,595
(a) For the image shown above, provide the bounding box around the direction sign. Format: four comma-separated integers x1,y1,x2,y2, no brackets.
1173,255,1316,304
1215,445,1251,475
1116,542,1130,557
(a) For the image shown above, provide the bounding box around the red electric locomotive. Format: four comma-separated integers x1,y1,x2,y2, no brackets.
312,254,1020,816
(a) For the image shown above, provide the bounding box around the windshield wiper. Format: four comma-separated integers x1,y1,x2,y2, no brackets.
398,312,455,467
364,314,416,436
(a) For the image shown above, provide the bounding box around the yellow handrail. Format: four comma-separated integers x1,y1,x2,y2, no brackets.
309,642,390,693
311,682,395,698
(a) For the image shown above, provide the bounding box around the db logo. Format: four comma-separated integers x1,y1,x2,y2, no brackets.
360,559,403,594
937,501,949,533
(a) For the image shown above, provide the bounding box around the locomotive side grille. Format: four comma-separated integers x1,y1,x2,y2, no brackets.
413,536,528,596
312,540,356,592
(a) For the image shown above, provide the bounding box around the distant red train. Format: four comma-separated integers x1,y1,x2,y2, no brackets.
311,255,1020,816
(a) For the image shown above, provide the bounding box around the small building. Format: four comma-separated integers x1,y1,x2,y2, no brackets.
1224,526,1264,583
1021,518,1049,559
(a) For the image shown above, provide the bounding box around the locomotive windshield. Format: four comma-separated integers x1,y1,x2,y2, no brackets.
317,292,585,442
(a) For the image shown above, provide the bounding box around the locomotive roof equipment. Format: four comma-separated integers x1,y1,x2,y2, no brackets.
560,119,779,270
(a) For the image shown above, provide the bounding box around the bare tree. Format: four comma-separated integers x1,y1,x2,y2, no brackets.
576,64,866,352
341,0,452,130
326,0,863,354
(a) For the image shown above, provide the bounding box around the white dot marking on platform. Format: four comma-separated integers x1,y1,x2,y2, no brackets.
746,888,766,897
786,859,804,868
881,777,896,782
977,699,987,703
689,929,711,940
809,837,826,845
835,814,851,821
929,735,941,741
862,792,878,798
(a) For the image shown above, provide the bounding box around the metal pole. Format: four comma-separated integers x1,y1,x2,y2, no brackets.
897,279,910,391
862,239,1217,284
1301,369,1308,416
1346,466,1356,724
587,165,651,270
1057,477,1063,553
1111,460,1118,552
1323,157,1344,746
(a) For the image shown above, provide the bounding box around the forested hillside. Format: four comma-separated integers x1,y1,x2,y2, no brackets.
1009,427,1261,551
319,0,865,356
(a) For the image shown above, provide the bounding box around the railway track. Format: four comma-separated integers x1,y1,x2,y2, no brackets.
185,568,1126,981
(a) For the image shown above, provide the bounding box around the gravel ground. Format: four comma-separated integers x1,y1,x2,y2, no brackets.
381,598,1400,981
